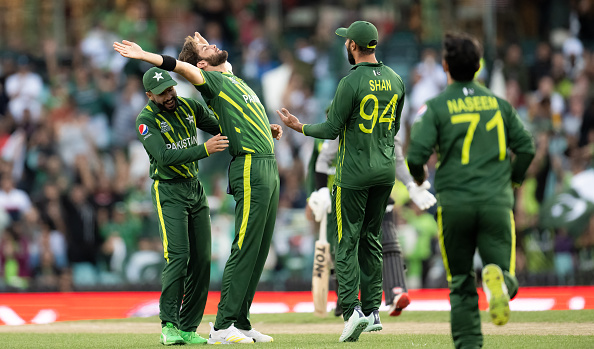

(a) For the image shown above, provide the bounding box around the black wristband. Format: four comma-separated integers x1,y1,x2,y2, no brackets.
159,55,177,71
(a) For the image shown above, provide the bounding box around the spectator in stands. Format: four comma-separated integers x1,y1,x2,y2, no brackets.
5,55,43,125
502,43,530,93
0,174,32,221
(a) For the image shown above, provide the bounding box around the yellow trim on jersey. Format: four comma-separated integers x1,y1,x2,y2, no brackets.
238,154,252,250
146,105,153,112
336,186,343,242
169,166,188,178
510,210,516,276
174,111,192,138
181,164,193,177
179,97,197,124
155,114,176,142
437,206,452,283
233,83,272,138
154,180,169,263
302,124,307,135
235,127,241,133
204,143,210,157
218,91,274,150
194,69,207,86
242,146,255,153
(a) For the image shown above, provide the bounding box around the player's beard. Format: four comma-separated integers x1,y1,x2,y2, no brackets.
347,45,356,65
155,95,178,111
204,50,229,67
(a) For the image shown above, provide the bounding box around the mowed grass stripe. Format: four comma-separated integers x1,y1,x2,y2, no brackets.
1,333,594,349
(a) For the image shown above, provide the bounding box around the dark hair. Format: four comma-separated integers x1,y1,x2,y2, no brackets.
443,32,482,82
178,36,203,66
350,39,376,55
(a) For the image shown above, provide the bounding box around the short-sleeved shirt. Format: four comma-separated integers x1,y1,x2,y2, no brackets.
135,96,220,180
303,62,406,189
194,70,274,157
407,81,535,207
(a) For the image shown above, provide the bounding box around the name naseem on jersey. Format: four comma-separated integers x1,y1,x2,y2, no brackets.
166,135,199,150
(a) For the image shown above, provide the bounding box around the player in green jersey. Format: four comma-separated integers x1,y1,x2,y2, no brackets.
135,67,229,345
310,134,436,319
115,33,282,344
278,21,406,342
407,32,535,349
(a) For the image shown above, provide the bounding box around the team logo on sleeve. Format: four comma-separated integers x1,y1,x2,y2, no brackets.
138,124,149,135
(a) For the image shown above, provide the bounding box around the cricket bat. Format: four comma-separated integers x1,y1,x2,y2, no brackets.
312,212,330,317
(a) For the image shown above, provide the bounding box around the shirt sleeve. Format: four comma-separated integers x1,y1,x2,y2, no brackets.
502,100,535,185
303,78,354,139
394,134,414,184
137,114,209,166
407,103,439,182
193,70,224,100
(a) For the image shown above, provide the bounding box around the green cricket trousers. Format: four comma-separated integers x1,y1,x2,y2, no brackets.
152,178,211,332
438,204,519,349
333,184,393,320
215,153,280,330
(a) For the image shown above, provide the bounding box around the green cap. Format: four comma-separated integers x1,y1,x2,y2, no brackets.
142,67,177,94
335,21,378,49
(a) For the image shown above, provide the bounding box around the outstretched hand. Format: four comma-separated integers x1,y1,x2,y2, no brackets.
276,108,303,133
113,40,145,60
270,124,283,140
204,134,229,155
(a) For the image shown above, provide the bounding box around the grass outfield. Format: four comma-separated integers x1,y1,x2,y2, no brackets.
1,311,593,349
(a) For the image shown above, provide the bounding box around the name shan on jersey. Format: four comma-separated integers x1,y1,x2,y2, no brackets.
369,79,392,91
447,96,499,114
166,135,199,150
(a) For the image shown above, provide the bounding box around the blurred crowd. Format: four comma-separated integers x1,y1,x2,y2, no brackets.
0,0,593,292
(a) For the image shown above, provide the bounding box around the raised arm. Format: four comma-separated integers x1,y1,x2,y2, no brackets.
113,40,205,85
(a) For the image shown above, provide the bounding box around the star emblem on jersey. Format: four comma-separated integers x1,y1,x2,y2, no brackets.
186,114,194,123
153,72,164,81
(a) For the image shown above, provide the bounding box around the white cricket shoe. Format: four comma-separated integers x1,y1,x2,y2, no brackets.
363,309,382,332
237,328,273,342
207,322,254,344
339,305,369,342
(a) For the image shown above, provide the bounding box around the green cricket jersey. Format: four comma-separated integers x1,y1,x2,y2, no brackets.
303,62,406,189
136,97,220,180
194,70,275,156
407,81,535,207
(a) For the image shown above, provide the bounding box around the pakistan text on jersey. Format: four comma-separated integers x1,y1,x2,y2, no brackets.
369,79,392,91
166,135,199,150
242,94,261,104
447,96,499,114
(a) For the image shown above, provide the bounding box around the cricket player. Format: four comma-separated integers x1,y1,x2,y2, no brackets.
115,33,282,344
407,32,535,349
278,21,406,342
135,67,229,345
310,134,436,320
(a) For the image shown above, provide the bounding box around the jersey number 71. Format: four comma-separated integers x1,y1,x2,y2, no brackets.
451,110,506,164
